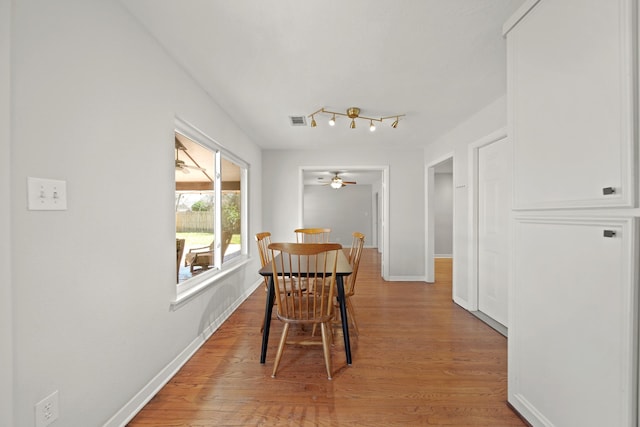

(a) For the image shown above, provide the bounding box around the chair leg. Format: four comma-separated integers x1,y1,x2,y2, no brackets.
346,298,359,335
320,322,332,380
271,323,290,378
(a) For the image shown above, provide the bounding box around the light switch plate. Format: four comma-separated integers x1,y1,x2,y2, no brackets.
28,177,67,210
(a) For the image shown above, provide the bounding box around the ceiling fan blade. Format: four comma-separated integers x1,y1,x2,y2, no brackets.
343,181,357,184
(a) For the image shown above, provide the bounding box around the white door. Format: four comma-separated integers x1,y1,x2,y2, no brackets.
477,137,510,326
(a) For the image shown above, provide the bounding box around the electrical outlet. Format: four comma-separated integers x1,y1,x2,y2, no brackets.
35,390,59,427
27,177,68,211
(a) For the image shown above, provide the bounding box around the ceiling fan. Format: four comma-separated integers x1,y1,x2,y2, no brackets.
175,138,206,174
324,172,357,189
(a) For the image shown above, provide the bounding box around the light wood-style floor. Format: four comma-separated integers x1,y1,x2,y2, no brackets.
128,250,525,426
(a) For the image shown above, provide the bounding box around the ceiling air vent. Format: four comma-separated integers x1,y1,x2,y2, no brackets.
289,116,307,126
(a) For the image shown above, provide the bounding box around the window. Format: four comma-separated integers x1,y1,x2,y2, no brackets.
174,118,248,297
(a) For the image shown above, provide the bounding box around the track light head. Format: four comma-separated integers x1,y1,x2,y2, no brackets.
329,114,336,126
311,116,317,128
369,120,376,132
391,117,399,128
350,119,356,129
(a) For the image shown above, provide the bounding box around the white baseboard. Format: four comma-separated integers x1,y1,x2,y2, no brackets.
104,279,263,427
453,296,471,310
386,275,427,282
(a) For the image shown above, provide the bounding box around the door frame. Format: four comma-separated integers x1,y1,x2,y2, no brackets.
425,153,454,283
467,127,507,312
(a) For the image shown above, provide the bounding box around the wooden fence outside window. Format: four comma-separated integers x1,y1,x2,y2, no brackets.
176,211,214,232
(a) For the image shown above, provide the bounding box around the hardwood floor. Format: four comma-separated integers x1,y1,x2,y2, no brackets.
128,250,525,426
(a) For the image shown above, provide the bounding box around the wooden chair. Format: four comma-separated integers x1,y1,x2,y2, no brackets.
268,242,342,379
294,227,331,243
255,232,272,332
176,238,186,283
340,232,365,335
185,241,213,273
255,232,272,273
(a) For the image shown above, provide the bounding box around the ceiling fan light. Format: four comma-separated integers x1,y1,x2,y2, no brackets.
350,119,356,129
329,114,336,126
369,120,376,132
330,175,343,189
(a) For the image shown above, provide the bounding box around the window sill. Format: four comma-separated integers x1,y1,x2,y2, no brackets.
171,255,251,311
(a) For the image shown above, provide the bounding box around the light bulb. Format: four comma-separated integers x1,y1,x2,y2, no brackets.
329,115,336,126
369,120,376,132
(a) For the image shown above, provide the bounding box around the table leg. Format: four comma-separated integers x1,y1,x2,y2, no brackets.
336,277,352,365
260,277,275,364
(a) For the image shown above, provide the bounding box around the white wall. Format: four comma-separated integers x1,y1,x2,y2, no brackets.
424,95,507,307
434,173,453,256
263,148,425,279
10,1,262,425
1,0,13,426
303,184,372,246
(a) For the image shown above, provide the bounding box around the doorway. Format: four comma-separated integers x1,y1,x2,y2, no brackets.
299,166,389,279
425,154,454,284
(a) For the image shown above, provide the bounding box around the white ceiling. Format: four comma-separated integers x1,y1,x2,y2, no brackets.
121,0,524,151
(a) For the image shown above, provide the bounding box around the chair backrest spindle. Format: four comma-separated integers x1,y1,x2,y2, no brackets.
268,242,341,322
346,232,365,296
255,232,272,290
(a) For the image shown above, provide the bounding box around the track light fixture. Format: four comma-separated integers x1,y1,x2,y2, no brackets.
308,107,405,130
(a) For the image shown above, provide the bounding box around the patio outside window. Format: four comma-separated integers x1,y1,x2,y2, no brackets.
175,129,245,285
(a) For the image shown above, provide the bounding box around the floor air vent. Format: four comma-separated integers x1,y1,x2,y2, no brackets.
289,116,307,126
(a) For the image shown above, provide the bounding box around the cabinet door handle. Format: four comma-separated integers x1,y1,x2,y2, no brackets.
602,187,616,195
603,230,616,238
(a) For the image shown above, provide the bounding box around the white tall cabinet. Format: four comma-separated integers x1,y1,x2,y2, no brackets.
504,0,639,426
